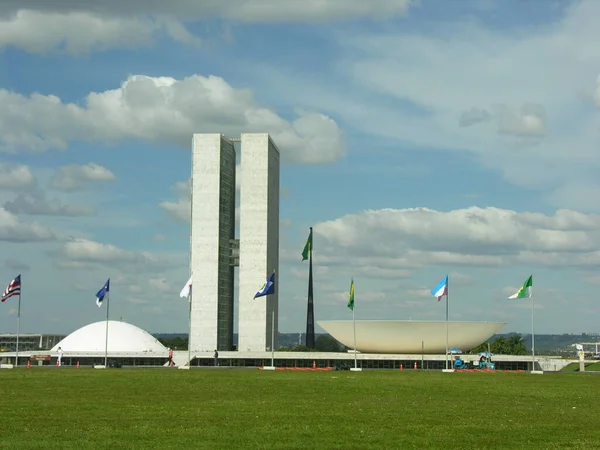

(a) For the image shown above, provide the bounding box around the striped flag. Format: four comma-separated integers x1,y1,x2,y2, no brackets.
1,275,21,302
430,275,448,302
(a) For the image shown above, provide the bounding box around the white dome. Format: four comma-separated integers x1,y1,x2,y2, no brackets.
51,320,167,353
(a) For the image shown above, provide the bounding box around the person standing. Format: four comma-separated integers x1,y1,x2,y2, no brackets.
214,350,219,367
57,347,63,366
168,347,174,367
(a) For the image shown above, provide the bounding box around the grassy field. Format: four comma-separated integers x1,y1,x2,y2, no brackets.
0,369,598,449
562,361,600,372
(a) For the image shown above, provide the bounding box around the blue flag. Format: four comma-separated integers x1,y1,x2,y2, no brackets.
254,273,275,299
96,279,110,307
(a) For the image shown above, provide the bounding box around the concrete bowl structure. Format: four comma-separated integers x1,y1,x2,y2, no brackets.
50,320,166,353
317,320,506,354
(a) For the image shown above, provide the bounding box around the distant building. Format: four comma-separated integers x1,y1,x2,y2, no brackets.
0,333,65,352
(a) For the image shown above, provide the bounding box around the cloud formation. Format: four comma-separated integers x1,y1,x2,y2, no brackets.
314,206,600,270
0,1,413,54
273,0,600,210
0,164,36,191
0,75,345,164
58,238,179,273
0,208,55,242
49,163,116,191
4,192,95,216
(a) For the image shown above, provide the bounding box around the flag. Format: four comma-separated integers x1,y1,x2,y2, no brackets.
180,275,192,298
301,228,313,261
95,279,110,307
1,275,21,302
431,275,448,302
254,273,275,299
508,275,533,299
348,278,355,311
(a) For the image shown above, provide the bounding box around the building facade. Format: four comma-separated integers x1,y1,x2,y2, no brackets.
190,133,279,352
190,134,237,352
237,134,280,352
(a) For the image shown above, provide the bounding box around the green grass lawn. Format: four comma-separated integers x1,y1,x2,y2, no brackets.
0,369,598,449
561,361,600,372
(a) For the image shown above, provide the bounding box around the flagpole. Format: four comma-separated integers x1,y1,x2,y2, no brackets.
445,277,449,371
531,295,535,371
352,305,357,369
271,309,275,367
16,289,21,367
104,290,110,367
188,289,192,367
306,227,315,349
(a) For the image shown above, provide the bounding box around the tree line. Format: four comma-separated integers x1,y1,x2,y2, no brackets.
471,335,528,355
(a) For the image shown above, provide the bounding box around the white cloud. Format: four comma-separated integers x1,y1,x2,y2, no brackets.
1,0,414,21
159,180,190,223
0,1,413,54
0,74,344,164
49,163,116,191
61,239,138,263
59,238,176,273
148,277,172,293
4,192,95,216
0,207,54,242
313,206,600,270
460,104,547,137
0,11,198,55
247,1,598,209
0,164,36,190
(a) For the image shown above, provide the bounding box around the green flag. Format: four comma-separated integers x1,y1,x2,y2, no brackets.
508,275,532,299
348,278,355,311
301,228,312,261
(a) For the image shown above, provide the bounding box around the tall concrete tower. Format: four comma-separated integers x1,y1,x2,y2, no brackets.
190,134,236,351
189,133,279,353
237,134,280,352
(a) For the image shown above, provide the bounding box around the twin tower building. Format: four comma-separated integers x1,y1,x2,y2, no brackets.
189,133,280,353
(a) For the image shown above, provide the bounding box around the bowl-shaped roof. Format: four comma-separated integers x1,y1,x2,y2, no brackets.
51,320,167,353
317,320,505,354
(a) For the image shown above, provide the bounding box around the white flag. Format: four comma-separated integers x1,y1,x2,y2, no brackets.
179,276,192,298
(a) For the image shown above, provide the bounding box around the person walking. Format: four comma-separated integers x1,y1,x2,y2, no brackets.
57,347,63,366
214,349,219,367
168,347,174,367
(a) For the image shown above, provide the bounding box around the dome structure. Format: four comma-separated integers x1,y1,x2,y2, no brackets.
317,320,506,354
51,320,167,353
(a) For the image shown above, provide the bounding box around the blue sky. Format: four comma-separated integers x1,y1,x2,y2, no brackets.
1,0,599,337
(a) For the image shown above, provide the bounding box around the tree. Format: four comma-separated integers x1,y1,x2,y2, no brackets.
471,334,527,355
315,335,346,352
506,334,527,355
